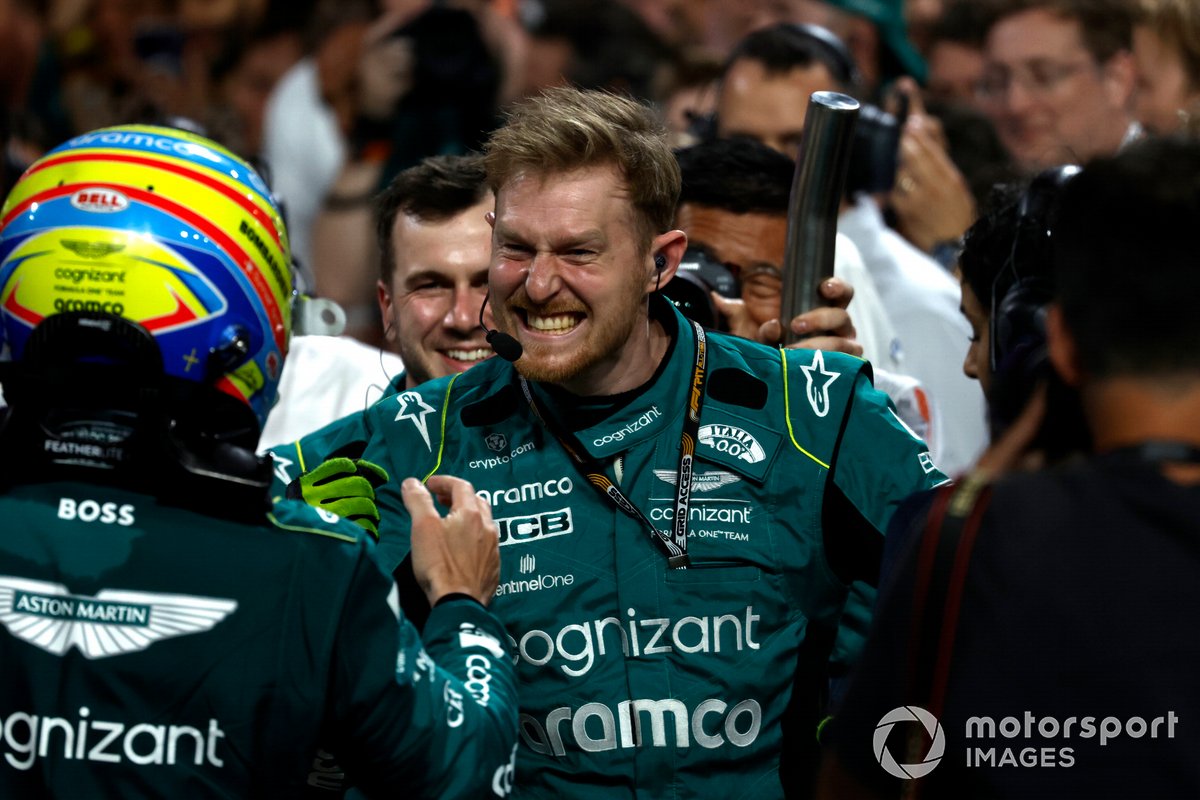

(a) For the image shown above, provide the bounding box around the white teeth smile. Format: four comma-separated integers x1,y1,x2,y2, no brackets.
445,348,492,362
527,314,580,333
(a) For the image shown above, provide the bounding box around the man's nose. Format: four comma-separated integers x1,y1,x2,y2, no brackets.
1005,78,1039,116
446,287,484,332
524,254,563,303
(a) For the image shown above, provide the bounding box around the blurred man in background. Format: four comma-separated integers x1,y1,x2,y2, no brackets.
977,0,1139,171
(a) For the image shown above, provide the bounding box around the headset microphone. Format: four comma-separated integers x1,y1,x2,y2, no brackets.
479,293,523,362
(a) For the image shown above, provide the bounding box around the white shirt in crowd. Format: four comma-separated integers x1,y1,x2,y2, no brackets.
258,335,404,452
839,196,987,477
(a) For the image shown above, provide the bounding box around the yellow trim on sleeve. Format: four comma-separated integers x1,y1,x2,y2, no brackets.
421,373,460,482
780,348,831,470
294,440,307,473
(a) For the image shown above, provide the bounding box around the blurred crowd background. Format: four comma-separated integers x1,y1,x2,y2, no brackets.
3,0,1197,348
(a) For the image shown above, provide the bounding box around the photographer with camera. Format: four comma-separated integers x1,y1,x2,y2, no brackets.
710,22,986,477
671,136,937,447
671,139,870,356
818,135,1200,799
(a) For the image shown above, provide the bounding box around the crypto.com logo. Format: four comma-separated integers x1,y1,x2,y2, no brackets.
874,706,946,779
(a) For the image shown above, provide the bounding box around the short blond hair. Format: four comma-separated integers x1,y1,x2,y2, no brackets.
483,86,681,248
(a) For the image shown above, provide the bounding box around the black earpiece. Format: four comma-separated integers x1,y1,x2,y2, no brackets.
479,292,523,362
654,254,667,271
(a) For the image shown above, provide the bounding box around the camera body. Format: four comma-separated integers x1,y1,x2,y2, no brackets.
846,101,905,195
660,245,739,331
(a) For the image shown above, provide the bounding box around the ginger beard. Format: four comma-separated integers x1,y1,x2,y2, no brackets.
496,262,649,386
488,167,657,392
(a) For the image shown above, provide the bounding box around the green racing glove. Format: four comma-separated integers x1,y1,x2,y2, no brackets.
286,457,390,538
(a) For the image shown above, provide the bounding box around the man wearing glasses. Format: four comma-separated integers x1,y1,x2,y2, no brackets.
977,0,1141,171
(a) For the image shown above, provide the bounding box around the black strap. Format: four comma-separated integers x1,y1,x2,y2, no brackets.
1106,440,1200,465
518,320,708,569
902,474,993,799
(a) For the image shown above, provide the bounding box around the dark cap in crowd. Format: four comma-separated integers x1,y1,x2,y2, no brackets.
821,0,927,83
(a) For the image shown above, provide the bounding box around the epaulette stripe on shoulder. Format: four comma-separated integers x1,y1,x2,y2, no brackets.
422,372,460,483
293,439,307,473
779,348,831,470
267,512,358,543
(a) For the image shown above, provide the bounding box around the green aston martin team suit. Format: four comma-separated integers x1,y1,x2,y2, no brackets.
269,372,407,500
0,480,518,799
352,301,947,798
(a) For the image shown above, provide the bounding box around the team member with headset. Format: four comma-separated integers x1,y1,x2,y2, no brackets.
956,166,1091,459
0,125,517,797
350,86,946,798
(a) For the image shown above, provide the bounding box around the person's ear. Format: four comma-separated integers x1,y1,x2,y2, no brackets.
645,230,688,292
1046,304,1082,386
1101,50,1137,110
377,279,397,343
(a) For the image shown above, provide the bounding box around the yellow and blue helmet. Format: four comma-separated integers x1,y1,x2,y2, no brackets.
0,125,291,429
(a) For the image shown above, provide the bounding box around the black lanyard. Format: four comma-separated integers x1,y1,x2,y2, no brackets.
1106,441,1200,465
518,320,708,569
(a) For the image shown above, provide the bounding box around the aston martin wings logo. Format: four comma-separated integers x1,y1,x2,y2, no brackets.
61,240,126,259
0,576,237,659
653,469,741,491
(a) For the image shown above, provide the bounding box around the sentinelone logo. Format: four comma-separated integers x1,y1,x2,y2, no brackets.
874,706,1182,778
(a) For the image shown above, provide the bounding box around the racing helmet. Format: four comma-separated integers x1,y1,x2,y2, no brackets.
0,124,291,429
